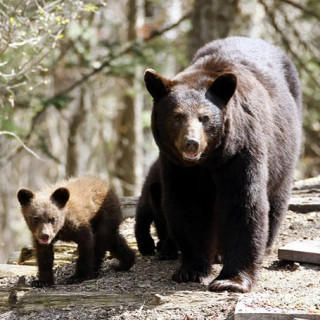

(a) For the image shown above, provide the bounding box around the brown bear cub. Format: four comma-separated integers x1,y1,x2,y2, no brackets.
136,37,302,293
17,176,135,287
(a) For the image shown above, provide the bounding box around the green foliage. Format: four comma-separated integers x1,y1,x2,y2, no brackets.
0,0,105,134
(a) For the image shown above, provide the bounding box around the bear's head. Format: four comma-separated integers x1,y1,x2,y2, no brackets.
17,187,70,245
144,69,237,165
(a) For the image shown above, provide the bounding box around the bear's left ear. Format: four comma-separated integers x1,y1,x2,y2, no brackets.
50,187,70,209
17,189,34,206
144,69,172,100
206,73,237,107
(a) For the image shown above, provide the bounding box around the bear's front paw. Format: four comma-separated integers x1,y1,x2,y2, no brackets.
31,279,54,288
208,274,252,293
157,240,178,261
65,274,93,284
172,265,209,283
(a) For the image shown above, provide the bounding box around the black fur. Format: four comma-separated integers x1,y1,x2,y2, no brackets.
138,37,302,293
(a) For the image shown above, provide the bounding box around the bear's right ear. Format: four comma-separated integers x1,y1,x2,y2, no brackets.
17,189,34,206
50,187,70,209
144,69,171,100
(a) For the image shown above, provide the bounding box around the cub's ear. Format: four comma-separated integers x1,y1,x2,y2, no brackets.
144,69,172,100
50,187,70,209
17,189,34,206
206,73,237,107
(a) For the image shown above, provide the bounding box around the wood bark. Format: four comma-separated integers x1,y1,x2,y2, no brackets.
189,0,239,57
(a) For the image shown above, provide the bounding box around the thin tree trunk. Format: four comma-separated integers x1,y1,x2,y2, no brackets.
115,0,143,196
66,88,86,177
189,0,239,57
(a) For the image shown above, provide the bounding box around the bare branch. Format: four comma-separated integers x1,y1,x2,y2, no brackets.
54,11,191,98
279,0,320,21
258,0,320,87
2,10,191,165
0,131,44,161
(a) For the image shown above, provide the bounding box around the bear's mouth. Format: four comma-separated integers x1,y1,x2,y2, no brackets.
182,151,201,162
38,235,51,245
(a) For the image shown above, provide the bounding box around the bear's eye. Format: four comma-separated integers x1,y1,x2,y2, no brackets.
49,218,55,225
33,217,39,223
173,114,183,126
199,115,210,124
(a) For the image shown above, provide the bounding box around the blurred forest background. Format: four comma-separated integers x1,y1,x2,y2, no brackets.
0,0,319,263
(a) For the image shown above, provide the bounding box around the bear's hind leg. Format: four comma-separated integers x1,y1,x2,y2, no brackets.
109,233,135,271
266,180,293,253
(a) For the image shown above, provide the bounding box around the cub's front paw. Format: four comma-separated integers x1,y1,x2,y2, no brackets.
31,279,54,288
208,273,252,293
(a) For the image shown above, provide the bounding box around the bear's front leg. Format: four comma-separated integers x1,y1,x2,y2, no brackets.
209,160,269,293
164,201,212,282
167,203,212,282
161,162,215,283
33,240,54,287
66,226,95,284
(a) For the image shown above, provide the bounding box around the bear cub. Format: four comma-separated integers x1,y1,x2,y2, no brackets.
135,158,178,260
18,176,135,287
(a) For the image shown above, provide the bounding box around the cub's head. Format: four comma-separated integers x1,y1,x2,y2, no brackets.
144,69,237,165
17,187,70,245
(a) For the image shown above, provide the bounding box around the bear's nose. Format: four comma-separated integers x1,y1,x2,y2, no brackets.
183,137,200,153
40,234,49,241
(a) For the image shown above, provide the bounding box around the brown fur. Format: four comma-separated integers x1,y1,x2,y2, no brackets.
17,176,135,287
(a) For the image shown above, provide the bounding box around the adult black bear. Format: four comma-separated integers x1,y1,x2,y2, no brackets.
137,37,302,293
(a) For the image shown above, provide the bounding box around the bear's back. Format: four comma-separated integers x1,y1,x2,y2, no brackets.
36,176,111,225
63,176,110,222
190,37,301,110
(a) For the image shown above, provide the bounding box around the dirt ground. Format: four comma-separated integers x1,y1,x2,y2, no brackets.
0,178,319,320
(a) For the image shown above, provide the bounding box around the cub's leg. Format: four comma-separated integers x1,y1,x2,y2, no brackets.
32,240,54,287
66,226,95,284
109,233,136,271
135,197,156,256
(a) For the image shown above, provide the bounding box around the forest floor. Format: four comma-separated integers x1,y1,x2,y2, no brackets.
0,177,320,320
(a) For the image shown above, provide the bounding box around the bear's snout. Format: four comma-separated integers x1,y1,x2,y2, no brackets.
183,137,200,154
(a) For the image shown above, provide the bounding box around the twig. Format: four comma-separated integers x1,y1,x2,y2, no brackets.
278,0,320,21
258,0,320,87
0,131,44,160
5,11,191,164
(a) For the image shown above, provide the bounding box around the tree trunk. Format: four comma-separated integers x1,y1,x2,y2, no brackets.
115,0,143,196
189,0,240,57
66,88,87,177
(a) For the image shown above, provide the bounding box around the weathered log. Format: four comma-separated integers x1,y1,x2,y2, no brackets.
0,264,37,277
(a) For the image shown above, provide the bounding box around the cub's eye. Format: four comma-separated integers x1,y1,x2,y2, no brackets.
199,115,210,124
33,217,39,223
49,218,55,225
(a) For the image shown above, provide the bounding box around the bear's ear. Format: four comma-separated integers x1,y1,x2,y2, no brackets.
206,73,237,107
50,187,70,209
17,189,34,206
144,69,172,100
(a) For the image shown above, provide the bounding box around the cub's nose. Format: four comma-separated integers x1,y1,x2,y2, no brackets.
40,234,49,241
183,137,200,153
